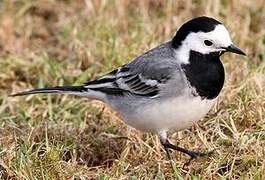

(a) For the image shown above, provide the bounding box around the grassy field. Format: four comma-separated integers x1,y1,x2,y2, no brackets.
0,0,264,179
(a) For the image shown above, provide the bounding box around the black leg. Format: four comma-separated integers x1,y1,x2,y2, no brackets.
161,139,214,166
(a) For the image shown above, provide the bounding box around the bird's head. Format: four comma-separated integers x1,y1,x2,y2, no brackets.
172,16,246,63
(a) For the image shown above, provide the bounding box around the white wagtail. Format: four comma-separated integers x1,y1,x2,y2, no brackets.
12,16,246,164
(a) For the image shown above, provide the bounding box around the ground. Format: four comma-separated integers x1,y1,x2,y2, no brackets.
0,0,264,179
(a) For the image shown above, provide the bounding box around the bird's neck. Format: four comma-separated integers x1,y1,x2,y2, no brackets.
181,50,225,99
173,42,191,64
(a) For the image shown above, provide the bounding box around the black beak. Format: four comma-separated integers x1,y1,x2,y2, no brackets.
223,45,246,56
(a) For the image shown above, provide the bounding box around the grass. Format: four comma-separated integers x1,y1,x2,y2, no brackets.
0,0,264,179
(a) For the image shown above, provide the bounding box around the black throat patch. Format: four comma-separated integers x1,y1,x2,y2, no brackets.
181,51,225,99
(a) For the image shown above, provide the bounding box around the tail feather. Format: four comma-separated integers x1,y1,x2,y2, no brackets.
11,85,107,101
10,86,86,96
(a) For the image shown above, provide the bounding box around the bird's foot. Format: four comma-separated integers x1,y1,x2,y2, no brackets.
161,139,214,167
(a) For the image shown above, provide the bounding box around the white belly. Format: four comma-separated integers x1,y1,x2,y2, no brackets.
122,95,216,133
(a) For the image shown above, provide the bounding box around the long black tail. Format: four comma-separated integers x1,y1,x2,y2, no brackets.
10,86,86,97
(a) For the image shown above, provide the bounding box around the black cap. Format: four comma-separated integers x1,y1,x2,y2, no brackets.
172,16,221,48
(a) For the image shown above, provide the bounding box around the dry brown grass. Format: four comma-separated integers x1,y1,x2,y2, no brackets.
0,0,264,179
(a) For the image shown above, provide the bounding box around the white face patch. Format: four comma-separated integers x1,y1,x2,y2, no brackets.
174,24,233,64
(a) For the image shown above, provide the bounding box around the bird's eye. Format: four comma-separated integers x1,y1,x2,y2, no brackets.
204,40,213,46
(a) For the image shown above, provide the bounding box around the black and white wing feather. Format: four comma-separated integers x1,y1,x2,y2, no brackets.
84,65,162,97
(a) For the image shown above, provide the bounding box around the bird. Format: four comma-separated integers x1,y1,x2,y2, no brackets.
11,16,246,164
